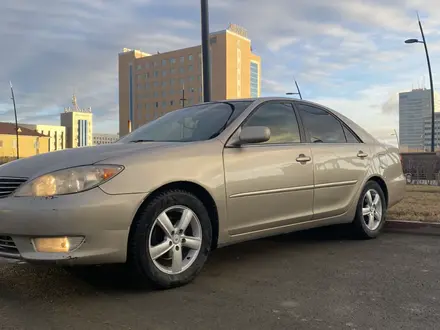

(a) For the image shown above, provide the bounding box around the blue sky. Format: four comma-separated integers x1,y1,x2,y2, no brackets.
1,0,440,145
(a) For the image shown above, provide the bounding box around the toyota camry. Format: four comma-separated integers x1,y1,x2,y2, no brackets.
0,97,406,289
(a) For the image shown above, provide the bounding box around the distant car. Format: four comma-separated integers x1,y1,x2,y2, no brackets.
0,97,406,289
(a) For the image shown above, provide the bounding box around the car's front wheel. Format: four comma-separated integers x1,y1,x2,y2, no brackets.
128,189,212,289
351,181,387,239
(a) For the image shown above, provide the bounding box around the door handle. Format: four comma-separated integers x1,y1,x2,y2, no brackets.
296,154,311,163
357,151,368,158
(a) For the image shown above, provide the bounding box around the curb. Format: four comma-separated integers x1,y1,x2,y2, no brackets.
385,220,440,236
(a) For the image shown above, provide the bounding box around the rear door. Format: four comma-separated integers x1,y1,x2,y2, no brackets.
295,102,371,219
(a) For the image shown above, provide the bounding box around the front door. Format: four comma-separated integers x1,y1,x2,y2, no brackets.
223,101,314,237
296,103,371,219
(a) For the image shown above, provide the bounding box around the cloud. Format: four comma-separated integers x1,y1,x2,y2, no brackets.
261,79,289,95
381,94,400,114
0,0,440,136
267,37,298,52
0,0,197,132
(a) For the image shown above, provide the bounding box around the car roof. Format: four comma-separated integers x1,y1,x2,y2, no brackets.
214,97,332,108
215,96,296,103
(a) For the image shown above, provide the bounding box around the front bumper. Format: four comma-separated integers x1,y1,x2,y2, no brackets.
0,188,146,265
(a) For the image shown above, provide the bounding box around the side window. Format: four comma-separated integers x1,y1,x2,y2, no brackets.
343,125,360,143
243,102,301,144
297,104,346,143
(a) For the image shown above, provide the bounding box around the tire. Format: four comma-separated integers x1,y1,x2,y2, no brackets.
351,181,387,239
127,189,212,289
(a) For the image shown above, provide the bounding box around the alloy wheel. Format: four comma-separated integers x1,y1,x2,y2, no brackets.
361,189,383,231
148,205,202,275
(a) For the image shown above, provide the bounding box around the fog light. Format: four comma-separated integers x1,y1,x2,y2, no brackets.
32,237,84,253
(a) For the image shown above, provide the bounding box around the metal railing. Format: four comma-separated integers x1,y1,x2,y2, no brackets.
401,152,440,185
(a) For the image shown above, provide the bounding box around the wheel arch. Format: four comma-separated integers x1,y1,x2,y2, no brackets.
128,181,220,253
366,175,389,207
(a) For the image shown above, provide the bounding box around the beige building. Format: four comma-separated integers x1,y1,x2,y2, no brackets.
0,123,50,160
93,133,119,145
21,124,66,152
60,94,93,148
118,24,261,137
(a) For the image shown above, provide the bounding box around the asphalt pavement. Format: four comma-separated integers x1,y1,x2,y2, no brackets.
1,228,440,330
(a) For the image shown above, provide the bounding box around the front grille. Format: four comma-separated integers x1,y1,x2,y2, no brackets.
0,177,27,198
0,235,18,254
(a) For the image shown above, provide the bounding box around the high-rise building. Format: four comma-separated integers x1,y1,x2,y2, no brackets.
20,124,66,152
399,89,440,151
93,133,119,145
423,112,440,151
60,94,93,148
118,24,261,137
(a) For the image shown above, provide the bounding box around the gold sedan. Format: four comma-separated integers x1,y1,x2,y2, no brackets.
0,97,406,289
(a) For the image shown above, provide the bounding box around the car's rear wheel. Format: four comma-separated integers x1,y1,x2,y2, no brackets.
128,189,212,289
351,181,387,239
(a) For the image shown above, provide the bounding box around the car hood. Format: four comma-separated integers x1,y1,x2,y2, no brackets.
0,142,171,179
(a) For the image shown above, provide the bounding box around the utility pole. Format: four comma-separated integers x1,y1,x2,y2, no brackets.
200,0,211,102
180,85,187,108
392,129,400,147
9,82,20,159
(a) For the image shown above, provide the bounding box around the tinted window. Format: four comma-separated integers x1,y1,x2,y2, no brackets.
343,126,360,143
297,104,346,143
243,102,301,144
118,101,253,143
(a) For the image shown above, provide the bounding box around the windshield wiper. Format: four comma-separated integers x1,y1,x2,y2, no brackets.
208,102,236,139
129,139,156,143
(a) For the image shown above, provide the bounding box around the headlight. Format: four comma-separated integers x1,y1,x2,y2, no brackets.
14,165,124,197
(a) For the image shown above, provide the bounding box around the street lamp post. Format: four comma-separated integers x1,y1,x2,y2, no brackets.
200,0,211,102
286,77,303,100
405,13,435,152
391,129,400,148
9,82,20,159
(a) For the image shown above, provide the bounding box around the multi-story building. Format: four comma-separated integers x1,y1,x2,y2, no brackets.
118,24,261,137
60,94,93,148
93,133,119,145
423,112,440,151
399,89,440,151
20,124,66,152
0,122,50,160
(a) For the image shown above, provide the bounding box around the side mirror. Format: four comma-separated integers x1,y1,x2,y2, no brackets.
238,126,271,145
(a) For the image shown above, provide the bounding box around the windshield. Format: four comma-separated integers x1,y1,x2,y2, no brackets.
118,101,253,143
